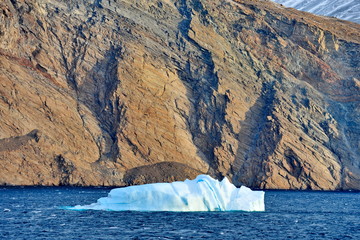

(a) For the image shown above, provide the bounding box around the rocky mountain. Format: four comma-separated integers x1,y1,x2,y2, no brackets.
0,0,360,190
272,0,360,24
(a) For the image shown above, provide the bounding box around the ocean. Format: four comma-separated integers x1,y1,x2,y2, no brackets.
1,187,359,239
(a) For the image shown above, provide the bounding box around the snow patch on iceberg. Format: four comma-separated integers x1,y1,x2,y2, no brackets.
68,175,265,212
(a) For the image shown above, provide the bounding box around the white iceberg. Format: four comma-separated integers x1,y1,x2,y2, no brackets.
69,175,265,212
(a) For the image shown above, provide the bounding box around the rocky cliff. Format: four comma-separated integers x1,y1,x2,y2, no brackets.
1,0,360,190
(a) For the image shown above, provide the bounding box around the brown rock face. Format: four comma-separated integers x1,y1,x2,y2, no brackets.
0,0,359,190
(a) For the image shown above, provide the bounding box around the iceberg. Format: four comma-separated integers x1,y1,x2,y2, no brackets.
69,175,265,212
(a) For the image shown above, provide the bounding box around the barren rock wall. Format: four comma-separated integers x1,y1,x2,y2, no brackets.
0,0,359,190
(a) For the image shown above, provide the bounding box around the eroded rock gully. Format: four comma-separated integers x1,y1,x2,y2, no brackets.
0,0,359,190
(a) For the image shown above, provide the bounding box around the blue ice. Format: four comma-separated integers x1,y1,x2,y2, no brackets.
68,175,265,212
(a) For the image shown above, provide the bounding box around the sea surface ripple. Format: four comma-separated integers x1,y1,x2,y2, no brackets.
1,187,359,239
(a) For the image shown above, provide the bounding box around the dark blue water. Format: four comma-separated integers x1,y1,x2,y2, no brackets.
1,187,359,239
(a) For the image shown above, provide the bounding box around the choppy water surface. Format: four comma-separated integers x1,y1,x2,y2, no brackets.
1,187,359,239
